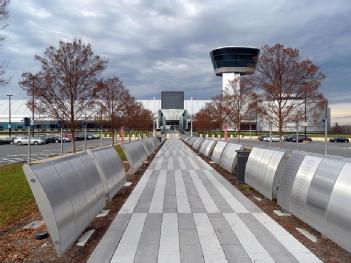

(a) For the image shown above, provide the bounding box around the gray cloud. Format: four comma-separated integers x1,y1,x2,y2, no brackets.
1,0,351,123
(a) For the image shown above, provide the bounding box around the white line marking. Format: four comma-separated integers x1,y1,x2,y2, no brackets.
204,170,248,213
189,170,219,213
223,213,274,263
149,169,167,213
111,213,147,263
158,213,180,263
193,213,227,263
119,170,152,214
175,170,191,213
253,213,322,263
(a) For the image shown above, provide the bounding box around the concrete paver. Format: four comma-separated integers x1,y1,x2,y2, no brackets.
88,137,322,263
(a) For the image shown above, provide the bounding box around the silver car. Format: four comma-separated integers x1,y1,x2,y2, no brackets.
14,136,46,145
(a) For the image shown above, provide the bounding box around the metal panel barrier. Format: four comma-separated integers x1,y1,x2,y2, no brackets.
122,141,149,172
141,138,155,155
276,151,351,253
23,153,106,255
199,139,210,155
219,143,242,174
204,140,217,158
245,147,288,200
211,141,228,164
192,137,205,150
87,147,127,201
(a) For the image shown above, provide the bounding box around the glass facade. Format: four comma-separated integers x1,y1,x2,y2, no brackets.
210,47,260,76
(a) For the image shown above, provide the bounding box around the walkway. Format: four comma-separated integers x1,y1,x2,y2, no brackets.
88,137,321,263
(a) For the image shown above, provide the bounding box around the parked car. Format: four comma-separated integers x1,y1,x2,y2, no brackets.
258,135,268,141
14,136,46,145
284,135,312,142
54,136,71,143
262,136,281,142
0,137,15,145
329,137,349,143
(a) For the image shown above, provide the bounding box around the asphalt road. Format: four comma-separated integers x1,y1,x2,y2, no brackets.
229,138,351,158
1,136,350,165
0,138,120,165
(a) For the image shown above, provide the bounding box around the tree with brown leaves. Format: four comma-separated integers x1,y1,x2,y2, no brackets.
94,77,130,145
254,43,325,146
194,95,224,132
23,39,107,152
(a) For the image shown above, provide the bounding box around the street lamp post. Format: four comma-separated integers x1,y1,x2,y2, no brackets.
6,95,13,137
190,97,193,137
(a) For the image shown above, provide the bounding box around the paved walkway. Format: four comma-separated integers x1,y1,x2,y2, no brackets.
88,137,321,263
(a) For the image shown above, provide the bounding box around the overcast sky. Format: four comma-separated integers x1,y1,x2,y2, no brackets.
1,0,351,124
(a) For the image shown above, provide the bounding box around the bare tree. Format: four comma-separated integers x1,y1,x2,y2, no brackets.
19,72,43,135
254,43,325,146
222,77,256,141
0,0,9,86
24,39,107,152
94,77,130,145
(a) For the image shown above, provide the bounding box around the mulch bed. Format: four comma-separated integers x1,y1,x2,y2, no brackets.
0,143,163,263
184,141,351,263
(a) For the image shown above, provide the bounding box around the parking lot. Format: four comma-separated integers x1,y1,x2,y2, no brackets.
0,137,118,165
231,138,351,158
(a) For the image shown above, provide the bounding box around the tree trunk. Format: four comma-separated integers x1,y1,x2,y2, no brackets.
279,122,283,149
111,128,115,146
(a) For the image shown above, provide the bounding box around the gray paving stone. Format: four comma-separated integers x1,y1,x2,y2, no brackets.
181,170,206,213
134,170,159,212
164,169,177,212
238,213,299,262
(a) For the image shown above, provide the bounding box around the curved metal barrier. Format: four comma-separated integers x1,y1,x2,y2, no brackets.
245,147,288,200
87,147,126,201
192,137,205,150
122,141,149,172
211,141,228,164
204,140,217,157
188,136,197,146
23,153,106,255
219,143,242,174
141,138,155,155
199,139,210,155
277,151,351,253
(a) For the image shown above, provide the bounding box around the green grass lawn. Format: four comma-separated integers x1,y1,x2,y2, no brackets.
0,163,35,227
114,144,127,161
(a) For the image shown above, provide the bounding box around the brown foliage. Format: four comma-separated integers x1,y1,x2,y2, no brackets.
194,95,224,131
254,43,325,145
21,39,108,152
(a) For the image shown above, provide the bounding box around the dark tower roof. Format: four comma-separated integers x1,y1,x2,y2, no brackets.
210,46,260,76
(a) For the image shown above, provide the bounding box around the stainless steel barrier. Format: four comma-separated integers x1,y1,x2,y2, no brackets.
190,136,199,146
204,140,217,158
199,139,210,155
23,153,106,255
141,138,155,155
277,151,351,253
211,141,228,164
219,143,242,173
245,147,288,200
193,137,205,150
122,141,149,172
87,147,126,201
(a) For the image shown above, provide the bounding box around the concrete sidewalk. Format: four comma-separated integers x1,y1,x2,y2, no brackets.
88,137,321,263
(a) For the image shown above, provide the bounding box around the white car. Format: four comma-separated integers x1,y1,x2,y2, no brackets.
262,136,281,142
14,136,46,145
